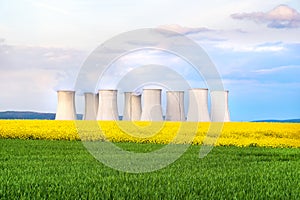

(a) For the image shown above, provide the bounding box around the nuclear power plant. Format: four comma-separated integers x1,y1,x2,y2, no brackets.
123,92,142,121
140,89,163,121
187,88,210,122
210,90,230,122
83,92,99,120
55,88,230,122
97,90,119,120
165,91,185,121
55,90,77,120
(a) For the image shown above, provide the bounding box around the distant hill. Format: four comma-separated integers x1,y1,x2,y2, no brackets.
0,111,83,120
251,119,300,123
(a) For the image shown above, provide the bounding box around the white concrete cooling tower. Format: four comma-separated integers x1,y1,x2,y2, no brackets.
123,92,142,121
96,90,119,120
83,93,99,120
55,90,77,120
165,91,185,121
210,90,230,122
187,88,210,122
140,89,163,121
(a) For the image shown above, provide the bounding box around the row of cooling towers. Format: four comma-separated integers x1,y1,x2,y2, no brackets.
55,89,230,122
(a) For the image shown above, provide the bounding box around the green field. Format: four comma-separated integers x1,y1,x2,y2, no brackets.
0,139,299,199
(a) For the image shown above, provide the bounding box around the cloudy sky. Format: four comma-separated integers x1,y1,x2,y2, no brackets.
0,0,299,121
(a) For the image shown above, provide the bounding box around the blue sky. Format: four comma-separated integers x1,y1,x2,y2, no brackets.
0,0,299,121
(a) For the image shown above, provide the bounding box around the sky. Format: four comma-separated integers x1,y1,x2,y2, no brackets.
0,0,299,121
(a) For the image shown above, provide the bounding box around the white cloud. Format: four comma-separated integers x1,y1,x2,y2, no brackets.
155,24,295,54
158,24,213,35
97,49,201,90
214,41,286,52
0,69,58,112
0,43,86,70
0,41,88,111
31,1,71,16
231,4,300,28
253,65,300,74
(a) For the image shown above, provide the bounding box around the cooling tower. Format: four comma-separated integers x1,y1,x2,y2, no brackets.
165,91,185,121
55,90,77,120
123,92,142,121
210,90,230,122
83,93,99,120
140,89,163,121
96,90,119,120
187,88,210,122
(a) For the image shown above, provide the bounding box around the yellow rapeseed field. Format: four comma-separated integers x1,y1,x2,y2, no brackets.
0,120,299,147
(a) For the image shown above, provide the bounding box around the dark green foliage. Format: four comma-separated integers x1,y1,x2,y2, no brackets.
0,139,299,199
0,111,83,120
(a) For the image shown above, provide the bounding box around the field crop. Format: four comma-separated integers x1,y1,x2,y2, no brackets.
0,120,299,147
0,139,299,199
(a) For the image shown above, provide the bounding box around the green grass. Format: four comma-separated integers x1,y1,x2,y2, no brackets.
0,139,299,199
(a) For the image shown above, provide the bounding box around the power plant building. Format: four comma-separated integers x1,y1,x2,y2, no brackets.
55,88,231,122
165,91,185,121
187,88,210,122
210,90,230,122
96,90,119,120
123,92,142,121
55,90,77,120
140,89,163,121
83,92,99,120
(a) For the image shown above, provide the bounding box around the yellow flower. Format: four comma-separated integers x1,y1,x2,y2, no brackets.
0,120,299,148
